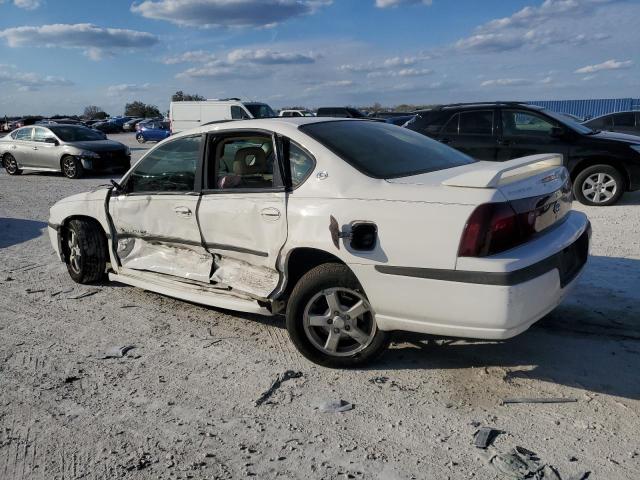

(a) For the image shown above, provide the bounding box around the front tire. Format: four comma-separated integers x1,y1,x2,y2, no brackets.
136,135,146,144
286,263,389,368
3,153,22,175
63,219,107,284
573,164,624,206
61,155,84,179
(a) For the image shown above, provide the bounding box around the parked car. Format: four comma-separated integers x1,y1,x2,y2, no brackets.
369,112,411,119
47,118,589,367
583,111,640,136
123,118,145,132
136,121,171,143
1,125,130,178
279,109,314,117
92,121,123,134
316,107,366,118
170,99,276,133
406,102,640,206
385,115,416,126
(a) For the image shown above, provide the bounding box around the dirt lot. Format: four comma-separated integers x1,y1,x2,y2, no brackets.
1,133,639,479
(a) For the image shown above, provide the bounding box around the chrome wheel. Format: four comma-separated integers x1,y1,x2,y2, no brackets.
4,154,18,174
67,230,81,274
62,157,77,178
303,288,376,357
582,172,617,204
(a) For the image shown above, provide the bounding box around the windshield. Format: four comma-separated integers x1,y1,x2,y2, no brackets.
244,103,276,119
301,120,475,179
50,125,105,142
544,110,593,134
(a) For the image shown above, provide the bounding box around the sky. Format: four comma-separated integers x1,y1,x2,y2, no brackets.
0,0,638,116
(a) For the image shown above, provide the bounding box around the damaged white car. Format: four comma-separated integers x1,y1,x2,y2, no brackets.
48,118,590,367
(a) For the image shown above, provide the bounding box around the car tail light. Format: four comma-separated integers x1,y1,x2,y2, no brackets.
458,202,537,257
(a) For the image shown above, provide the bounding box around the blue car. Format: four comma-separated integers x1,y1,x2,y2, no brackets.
136,121,171,143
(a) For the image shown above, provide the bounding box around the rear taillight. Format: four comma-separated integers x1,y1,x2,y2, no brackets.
458,202,535,257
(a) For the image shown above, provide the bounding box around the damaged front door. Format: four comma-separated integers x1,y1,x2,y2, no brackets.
109,134,212,282
197,131,287,298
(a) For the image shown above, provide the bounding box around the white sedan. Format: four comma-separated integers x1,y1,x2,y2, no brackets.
48,118,590,367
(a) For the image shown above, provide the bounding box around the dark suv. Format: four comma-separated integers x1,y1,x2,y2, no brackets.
316,107,366,118
584,111,640,136
406,102,640,206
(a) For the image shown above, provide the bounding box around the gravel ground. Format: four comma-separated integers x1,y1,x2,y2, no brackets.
1,133,639,479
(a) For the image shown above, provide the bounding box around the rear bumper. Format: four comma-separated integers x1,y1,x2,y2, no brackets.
352,211,590,340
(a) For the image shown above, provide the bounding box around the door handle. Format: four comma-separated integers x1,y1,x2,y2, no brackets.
260,207,281,220
173,206,192,217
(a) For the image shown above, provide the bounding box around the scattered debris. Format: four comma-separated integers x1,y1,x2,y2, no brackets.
120,304,140,309
25,288,45,294
490,446,541,478
314,399,354,413
68,289,100,300
255,370,303,406
502,397,577,405
101,345,136,359
50,288,74,297
63,375,81,384
474,427,502,449
4,276,13,281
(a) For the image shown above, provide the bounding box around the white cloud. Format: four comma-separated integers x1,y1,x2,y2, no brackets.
163,50,218,65
481,78,534,87
368,68,433,78
131,0,331,28
339,55,426,73
176,65,262,80
375,0,431,7
227,48,317,64
0,24,159,60
0,0,42,9
0,68,73,91
304,80,354,92
107,83,152,96
574,59,632,74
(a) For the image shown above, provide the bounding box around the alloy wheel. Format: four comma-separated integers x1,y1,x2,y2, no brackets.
67,231,81,274
63,157,77,178
582,172,617,204
303,288,376,357
5,155,18,174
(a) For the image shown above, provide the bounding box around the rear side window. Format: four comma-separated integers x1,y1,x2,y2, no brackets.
231,106,250,120
128,135,201,193
14,128,33,140
459,110,493,135
289,141,315,187
301,120,474,179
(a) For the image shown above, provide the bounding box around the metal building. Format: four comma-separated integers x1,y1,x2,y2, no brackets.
527,98,640,120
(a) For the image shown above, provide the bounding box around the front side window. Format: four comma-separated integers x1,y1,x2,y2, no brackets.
613,112,635,127
243,103,276,119
502,110,557,136
33,127,56,142
231,106,250,120
128,135,201,193
459,110,494,135
301,120,475,179
442,114,459,134
211,135,276,189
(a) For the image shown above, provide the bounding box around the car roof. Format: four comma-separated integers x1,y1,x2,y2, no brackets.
414,102,545,114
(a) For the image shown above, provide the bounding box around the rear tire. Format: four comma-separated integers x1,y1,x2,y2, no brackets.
136,135,146,144
286,263,389,368
573,164,624,206
61,155,84,179
63,219,107,284
3,153,22,175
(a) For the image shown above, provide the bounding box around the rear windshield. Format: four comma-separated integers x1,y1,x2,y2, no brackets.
244,103,276,119
50,125,104,142
300,120,475,179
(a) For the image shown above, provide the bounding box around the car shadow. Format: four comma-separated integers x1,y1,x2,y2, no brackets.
618,190,640,206
0,217,48,248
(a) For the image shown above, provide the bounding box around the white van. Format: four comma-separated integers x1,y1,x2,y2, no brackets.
169,99,276,133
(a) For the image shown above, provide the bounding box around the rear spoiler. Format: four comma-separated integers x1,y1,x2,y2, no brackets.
442,154,563,189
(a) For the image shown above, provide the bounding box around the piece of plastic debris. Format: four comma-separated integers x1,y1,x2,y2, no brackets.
25,288,45,294
255,370,303,406
474,427,502,449
502,397,577,405
102,345,136,359
68,289,100,300
490,447,541,479
315,399,354,413
64,376,81,384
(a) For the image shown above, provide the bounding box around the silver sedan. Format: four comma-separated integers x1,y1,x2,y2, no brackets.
0,125,131,178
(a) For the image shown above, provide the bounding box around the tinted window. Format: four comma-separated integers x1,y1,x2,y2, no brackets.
613,113,635,127
14,128,33,140
442,114,459,134
301,120,475,179
502,110,556,136
33,127,56,142
231,106,250,120
459,110,493,135
50,126,104,141
289,141,315,187
211,135,275,189
243,103,276,119
129,135,201,193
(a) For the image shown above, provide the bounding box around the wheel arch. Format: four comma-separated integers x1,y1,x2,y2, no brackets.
569,158,630,191
59,215,109,263
59,153,74,172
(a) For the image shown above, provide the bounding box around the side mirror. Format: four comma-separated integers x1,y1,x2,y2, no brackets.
45,137,59,146
550,126,565,138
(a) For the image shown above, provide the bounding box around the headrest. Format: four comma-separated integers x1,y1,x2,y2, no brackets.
233,147,267,175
